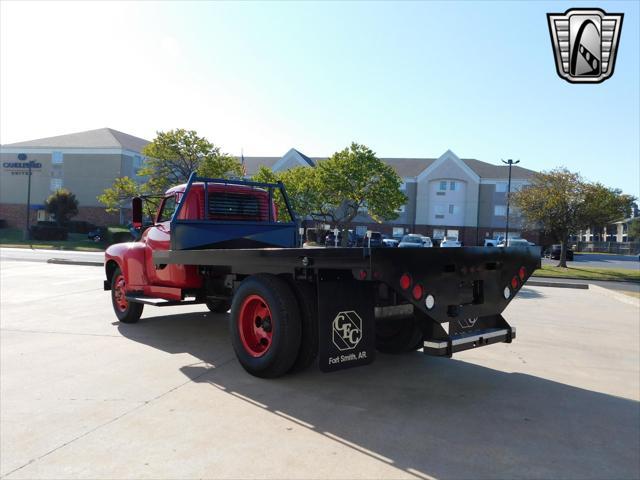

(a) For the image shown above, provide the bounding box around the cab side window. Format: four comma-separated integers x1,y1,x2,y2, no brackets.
157,195,177,223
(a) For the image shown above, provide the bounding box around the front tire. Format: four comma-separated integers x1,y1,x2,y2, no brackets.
230,274,301,378
111,267,143,324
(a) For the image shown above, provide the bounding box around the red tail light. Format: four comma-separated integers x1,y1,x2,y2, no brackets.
359,270,368,280
519,266,527,281
511,276,519,289
400,273,411,290
412,283,424,300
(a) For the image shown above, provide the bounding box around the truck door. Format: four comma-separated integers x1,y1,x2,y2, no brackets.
145,194,178,285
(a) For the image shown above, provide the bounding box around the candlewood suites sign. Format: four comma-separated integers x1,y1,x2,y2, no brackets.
2,154,42,176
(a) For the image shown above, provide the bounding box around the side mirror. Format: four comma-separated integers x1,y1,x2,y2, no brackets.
132,197,143,228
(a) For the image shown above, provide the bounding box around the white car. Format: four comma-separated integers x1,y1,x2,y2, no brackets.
440,236,461,248
420,236,433,248
498,238,530,248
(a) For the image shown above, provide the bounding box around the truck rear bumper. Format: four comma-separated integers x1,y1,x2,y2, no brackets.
423,327,515,356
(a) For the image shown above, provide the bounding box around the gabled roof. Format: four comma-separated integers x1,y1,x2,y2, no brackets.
293,149,315,167
240,152,537,180
460,158,536,180
241,156,281,175
2,128,150,153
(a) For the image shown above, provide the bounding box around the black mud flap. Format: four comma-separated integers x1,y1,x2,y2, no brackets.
317,280,376,372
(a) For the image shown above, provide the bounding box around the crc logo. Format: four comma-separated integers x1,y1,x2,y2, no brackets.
332,311,362,351
547,8,623,84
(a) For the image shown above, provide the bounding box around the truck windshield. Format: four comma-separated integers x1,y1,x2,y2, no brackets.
158,195,177,222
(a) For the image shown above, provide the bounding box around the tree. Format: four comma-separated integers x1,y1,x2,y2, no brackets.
140,129,243,193
96,176,160,220
627,218,640,241
45,189,79,225
512,168,635,267
99,129,243,221
252,165,329,223
581,182,635,235
316,143,406,245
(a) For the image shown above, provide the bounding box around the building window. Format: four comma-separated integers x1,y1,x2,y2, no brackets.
52,151,63,164
439,181,447,191
494,205,507,216
433,229,445,240
450,181,456,191
50,178,63,191
448,204,460,214
393,227,405,238
496,182,508,192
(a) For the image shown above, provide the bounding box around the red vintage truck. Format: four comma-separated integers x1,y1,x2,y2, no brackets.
104,174,540,378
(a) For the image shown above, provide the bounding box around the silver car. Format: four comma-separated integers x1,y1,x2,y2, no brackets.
398,234,425,248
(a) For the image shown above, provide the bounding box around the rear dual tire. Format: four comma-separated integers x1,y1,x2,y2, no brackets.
230,274,302,378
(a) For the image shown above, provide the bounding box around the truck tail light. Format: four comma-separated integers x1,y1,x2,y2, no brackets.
519,266,527,281
511,276,519,290
412,283,423,300
400,273,411,290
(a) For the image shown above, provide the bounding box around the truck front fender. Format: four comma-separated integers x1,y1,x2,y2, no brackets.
105,242,148,289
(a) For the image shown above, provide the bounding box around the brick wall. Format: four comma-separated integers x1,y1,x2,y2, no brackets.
0,203,121,228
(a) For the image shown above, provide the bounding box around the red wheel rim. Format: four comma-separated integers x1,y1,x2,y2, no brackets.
113,274,129,312
238,295,273,357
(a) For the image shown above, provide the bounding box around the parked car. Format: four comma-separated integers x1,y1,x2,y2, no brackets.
364,231,384,248
382,238,399,248
325,230,357,247
87,227,107,242
398,234,425,248
440,236,461,248
497,238,531,248
484,238,499,247
549,244,574,261
420,236,433,248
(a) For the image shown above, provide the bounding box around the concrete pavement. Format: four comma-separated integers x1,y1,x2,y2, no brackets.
1,260,638,479
0,247,103,265
543,253,640,270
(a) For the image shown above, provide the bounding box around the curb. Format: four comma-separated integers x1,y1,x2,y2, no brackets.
47,259,103,267
526,280,589,289
590,284,640,307
533,275,640,284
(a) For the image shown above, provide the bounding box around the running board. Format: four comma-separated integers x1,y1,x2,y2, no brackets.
125,295,203,307
423,327,516,356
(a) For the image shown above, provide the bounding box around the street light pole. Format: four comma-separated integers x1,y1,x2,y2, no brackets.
502,158,520,243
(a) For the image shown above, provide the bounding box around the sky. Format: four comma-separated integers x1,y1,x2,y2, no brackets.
1,1,638,197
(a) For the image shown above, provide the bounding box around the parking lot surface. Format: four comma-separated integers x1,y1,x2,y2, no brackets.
1,260,639,479
543,253,640,270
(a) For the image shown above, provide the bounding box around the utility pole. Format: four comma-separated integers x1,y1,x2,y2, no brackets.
501,159,520,243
